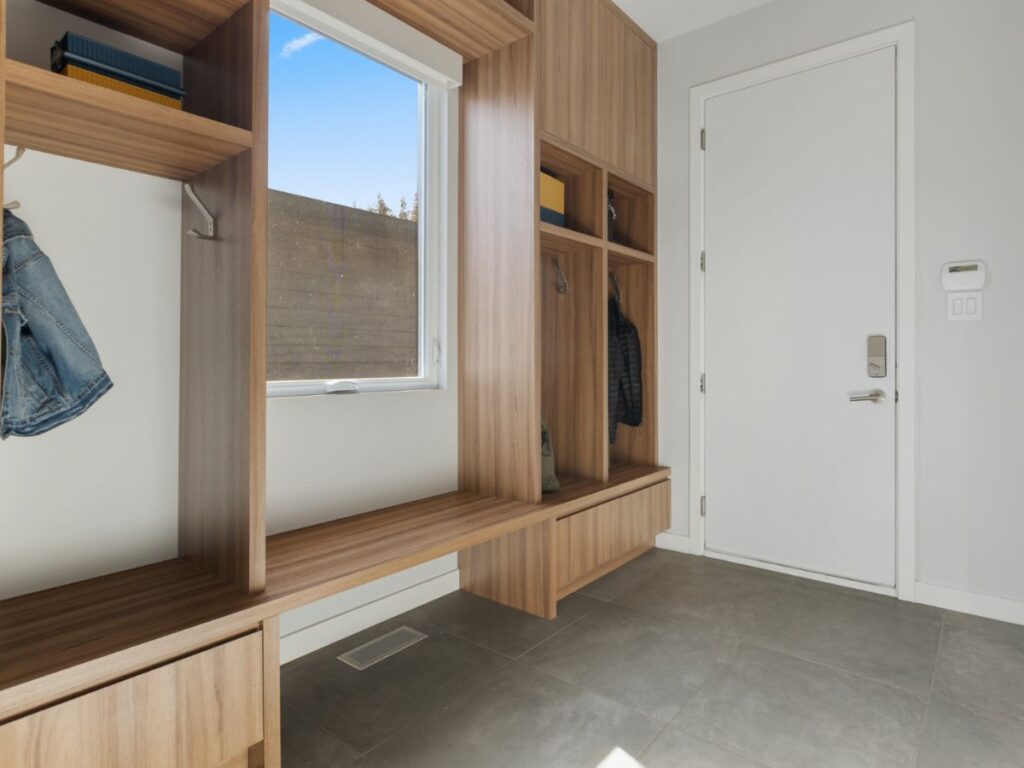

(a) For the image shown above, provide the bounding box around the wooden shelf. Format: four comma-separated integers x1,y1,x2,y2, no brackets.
0,466,668,720
541,465,669,516
365,0,533,60
4,60,253,181
608,241,655,264
540,221,605,250
37,0,250,53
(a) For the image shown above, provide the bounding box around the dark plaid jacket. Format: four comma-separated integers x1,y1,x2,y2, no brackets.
608,295,642,444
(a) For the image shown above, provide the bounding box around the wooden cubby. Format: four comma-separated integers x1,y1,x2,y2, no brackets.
608,172,655,255
1,0,269,595
540,230,607,485
540,139,604,239
608,250,657,468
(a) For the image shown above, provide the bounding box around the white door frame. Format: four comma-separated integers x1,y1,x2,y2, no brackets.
688,23,917,600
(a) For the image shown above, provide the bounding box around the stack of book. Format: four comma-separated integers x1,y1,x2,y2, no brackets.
51,32,186,110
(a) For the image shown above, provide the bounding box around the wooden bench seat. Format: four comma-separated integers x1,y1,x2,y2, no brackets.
0,464,668,721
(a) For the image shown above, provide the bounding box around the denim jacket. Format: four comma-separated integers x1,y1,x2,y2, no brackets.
1,210,112,438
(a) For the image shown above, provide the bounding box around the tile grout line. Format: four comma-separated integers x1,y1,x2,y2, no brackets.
511,599,606,661
733,579,944,699
737,636,935,700
636,719,673,763
912,611,946,768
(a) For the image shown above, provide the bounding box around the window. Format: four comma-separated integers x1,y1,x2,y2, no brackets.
266,7,447,396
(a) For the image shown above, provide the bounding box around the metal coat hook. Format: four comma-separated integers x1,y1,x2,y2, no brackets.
553,257,568,295
184,183,216,240
610,273,622,303
4,147,26,210
4,146,26,170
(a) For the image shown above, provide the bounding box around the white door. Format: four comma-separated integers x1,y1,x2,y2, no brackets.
703,47,897,586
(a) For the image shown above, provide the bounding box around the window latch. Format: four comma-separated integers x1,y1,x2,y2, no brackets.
324,380,359,395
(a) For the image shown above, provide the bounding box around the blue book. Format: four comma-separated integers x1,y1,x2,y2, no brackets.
51,32,186,98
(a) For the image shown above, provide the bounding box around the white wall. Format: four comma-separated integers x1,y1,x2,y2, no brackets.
658,0,1024,615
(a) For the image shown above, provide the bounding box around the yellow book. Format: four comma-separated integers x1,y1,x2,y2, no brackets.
63,64,183,110
540,171,566,215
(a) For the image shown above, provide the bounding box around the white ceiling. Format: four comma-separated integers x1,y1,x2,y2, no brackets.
612,0,777,43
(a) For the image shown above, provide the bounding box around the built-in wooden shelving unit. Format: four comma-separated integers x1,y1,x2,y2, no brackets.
537,140,659,483
1,0,663,760
4,60,252,180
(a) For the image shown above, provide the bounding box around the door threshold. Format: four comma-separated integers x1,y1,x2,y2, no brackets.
704,550,897,598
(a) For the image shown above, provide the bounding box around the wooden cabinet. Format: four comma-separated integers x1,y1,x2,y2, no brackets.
0,634,265,768
555,481,669,596
461,479,670,616
539,0,656,185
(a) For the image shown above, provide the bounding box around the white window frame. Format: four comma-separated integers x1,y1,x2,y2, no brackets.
266,0,458,397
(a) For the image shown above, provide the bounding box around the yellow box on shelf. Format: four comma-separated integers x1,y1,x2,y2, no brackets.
62,64,183,110
540,169,566,227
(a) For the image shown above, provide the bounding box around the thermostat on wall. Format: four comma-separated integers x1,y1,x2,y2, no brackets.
942,261,986,292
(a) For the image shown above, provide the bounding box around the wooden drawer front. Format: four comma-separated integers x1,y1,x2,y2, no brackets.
0,633,264,768
556,481,670,594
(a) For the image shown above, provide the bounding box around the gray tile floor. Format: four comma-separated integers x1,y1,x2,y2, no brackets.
281,550,1024,768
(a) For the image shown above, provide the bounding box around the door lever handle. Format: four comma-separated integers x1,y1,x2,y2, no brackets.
849,389,886,403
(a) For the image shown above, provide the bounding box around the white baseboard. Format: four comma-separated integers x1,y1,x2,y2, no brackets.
915,581,1024,627
280,569,460,664
656,531,692,554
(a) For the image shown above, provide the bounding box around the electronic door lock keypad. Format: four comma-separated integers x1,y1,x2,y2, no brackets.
868,335,887,378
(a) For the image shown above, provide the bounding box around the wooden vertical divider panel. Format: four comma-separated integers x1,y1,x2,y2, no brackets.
179,0,268,592
459,518,557,619
460,36,542,503
251,617,281,768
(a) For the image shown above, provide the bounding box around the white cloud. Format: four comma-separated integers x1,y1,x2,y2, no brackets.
281,31,323,58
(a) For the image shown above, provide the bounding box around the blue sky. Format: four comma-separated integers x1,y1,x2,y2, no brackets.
268,12,420,211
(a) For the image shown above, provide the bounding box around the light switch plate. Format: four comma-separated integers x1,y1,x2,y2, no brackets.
948,291,983,322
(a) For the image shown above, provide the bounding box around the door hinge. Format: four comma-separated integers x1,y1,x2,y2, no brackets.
700,251,706,272
895,389,900,403
700,496,707,517
700,128,706,150
700,373,706,394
